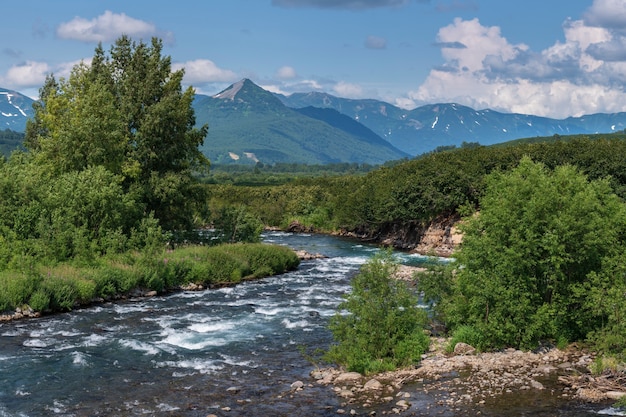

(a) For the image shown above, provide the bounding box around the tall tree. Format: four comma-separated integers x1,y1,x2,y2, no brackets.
25,36,209,230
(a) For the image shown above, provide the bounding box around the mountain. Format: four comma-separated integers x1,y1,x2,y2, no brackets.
5,79,626,163
192,79,409,164
0,88,35,132
278,92,626,156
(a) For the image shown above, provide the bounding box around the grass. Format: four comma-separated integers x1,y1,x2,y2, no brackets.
0,243,300,315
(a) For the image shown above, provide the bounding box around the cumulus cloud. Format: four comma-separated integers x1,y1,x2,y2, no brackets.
56,11,173,43
173,59,239,84
584,0,626,28
365,35,387,49
275,66,298,80
332,81,364,97
2,61,50,88
271,0,419,10
406,1,626,118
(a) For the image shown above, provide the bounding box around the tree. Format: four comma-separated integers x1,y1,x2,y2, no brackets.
25,36,209,230
421,157,626,350
327,251,429,374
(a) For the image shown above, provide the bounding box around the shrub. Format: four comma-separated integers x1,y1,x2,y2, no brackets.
422,158,626,351
446,325,487,353
41,276,77,311
0,271,41,312
326,251,429,374
28,290,50,312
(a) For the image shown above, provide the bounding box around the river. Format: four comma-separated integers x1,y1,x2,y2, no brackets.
0,232,622,416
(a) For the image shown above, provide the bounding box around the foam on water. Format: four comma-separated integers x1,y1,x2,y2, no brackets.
14,389,30,397
598,409,626,416
156,403,180,412
281,318,311,329
22,338,50,348
112,303,153,315
254,306,285,316
71,351,90,366
81,333,108,347
1,329,25,337
186,320,235,332
156,358,223,375
119,339,160,355
159,328,230,350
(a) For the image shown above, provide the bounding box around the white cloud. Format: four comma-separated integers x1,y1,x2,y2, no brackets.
332,81,364,98
56,11,173,43
584,0,626,28
275,66,298,80
2,61,50,88
173,59,239,84
406,10,626,118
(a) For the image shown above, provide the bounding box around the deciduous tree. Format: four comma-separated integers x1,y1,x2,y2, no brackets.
25,36,209,230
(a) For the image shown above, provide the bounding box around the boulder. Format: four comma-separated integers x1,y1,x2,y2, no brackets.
290,381,305,390
363,379,383,390
287,220,313,233
453,342,476,355
334,372,362,383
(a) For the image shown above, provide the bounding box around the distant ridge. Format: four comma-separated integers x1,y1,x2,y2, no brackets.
278,92,626,155
0,88,35,132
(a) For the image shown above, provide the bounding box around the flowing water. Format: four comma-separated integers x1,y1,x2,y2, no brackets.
0,232,622,416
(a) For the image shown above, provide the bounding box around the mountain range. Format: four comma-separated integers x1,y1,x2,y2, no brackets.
4,79,626,163
277,91,626,156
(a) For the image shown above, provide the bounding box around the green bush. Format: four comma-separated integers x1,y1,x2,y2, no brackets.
28,290,50,312
422,157,626,351
326,251,429,374
41,276,77,311
0,271,41,312
446,325,487,353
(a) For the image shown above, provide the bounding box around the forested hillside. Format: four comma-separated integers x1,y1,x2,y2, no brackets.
0,129,24,156
209,136,626,240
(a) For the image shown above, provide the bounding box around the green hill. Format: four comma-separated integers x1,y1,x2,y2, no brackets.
192,79,408,165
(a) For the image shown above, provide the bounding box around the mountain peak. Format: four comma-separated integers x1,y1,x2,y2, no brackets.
213,79,246,100
211,79,285,112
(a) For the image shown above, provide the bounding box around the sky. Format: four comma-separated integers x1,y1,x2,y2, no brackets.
3,0,626,118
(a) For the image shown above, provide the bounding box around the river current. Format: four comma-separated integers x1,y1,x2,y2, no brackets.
0,232,622,416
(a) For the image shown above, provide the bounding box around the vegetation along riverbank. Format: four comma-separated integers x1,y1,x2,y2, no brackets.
1,34,626,413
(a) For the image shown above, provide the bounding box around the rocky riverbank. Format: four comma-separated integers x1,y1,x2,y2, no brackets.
292,264,626,415
298,338,625,415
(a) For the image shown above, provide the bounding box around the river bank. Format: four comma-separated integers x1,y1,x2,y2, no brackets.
296,264,626,415
302,337,625,415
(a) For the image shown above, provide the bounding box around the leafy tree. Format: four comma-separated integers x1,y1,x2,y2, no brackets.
25,36,209,230
420,157,626,350
327,251,429,374
212,206,263,243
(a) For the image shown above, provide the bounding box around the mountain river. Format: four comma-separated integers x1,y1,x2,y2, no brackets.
0,232,623,416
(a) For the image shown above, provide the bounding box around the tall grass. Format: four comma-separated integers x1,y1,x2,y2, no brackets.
0,243,299,315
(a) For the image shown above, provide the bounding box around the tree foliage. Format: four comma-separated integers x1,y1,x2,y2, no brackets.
420,157,626,351
25,36,209,230
326,251,429,374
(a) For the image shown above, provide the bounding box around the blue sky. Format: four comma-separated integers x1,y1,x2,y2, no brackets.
3,0,624,118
